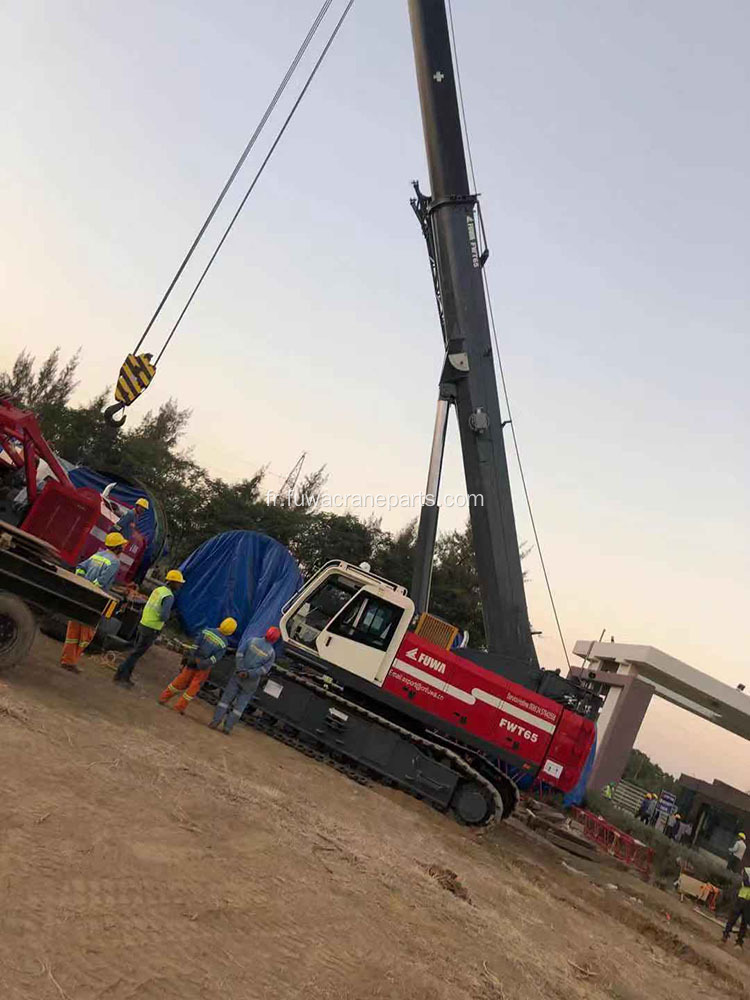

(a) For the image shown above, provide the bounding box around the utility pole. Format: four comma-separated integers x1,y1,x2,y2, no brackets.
407,0,538,670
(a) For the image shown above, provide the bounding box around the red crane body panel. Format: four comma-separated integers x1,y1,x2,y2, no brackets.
382,631,594,793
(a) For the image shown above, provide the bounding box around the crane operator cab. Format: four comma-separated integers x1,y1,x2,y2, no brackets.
281,561,415,685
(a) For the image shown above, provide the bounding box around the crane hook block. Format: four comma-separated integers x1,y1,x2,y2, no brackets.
104,353,157,427
114,353,157,406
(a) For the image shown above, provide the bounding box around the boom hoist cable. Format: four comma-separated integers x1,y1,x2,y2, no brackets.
104,0,355,427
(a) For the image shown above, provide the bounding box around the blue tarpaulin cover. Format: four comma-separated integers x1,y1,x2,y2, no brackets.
67,466,164,568
176,530,303,648
563,731,597,808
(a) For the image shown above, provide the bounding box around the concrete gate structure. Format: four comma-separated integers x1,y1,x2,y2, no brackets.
569,641,750,790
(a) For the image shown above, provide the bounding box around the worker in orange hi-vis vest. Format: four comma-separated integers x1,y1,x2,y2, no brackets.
158,618,237,714
60,532,126,673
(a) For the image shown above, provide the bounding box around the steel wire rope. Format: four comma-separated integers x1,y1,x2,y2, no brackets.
131,0,338,356
152,0,356,365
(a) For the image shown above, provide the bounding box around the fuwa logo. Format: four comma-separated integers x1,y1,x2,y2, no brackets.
405,648,447,675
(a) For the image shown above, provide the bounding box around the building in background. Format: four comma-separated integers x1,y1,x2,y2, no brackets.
676,776,750,860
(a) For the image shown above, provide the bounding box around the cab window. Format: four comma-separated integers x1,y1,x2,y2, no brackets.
328,594,403,651
287,574,360,647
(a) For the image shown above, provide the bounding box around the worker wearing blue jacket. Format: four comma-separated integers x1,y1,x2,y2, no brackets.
208,626,280,735
60,531,126,673
159,618,237,714
114,497,149,540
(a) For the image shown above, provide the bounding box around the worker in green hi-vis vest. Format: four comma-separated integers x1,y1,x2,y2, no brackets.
113,570,185,687
722,865,750,948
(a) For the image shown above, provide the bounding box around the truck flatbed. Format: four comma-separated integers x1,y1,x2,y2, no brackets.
0,520,112,668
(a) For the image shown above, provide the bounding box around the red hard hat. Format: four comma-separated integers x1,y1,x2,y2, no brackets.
265,626,281,643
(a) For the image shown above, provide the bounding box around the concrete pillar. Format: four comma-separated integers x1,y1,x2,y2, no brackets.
587,664,655,790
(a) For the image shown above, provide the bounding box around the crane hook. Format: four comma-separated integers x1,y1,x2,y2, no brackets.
104,402,127,428
103,352,158,429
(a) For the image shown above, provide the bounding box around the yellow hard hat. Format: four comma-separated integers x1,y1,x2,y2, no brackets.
219,617,238,636
135,498,150,509
166,569,185,584
740,832,746,840
105,531,126,548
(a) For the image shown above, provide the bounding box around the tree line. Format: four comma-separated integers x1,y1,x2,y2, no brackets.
622,748,678,795
1,348,510,644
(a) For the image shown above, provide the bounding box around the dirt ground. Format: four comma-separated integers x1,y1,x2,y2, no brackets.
0,635,747,1000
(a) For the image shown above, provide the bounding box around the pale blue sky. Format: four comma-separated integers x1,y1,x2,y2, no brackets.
2,1,748,786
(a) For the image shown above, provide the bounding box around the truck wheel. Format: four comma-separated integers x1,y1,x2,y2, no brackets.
451,780,495,826
0,594,38,671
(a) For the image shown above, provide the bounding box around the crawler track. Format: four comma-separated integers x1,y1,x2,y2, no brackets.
203,660,519,825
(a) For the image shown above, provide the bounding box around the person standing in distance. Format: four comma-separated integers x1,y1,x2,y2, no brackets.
722,865,750,948
113,569,184,687
728,832,747,874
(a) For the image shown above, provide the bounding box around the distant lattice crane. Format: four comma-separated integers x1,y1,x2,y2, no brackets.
278,452,307,503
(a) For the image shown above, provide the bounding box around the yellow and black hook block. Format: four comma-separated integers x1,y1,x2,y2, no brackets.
104,353,157,428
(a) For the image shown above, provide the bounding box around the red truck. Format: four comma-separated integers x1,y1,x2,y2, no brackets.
0,398,148,583
0,397,148,667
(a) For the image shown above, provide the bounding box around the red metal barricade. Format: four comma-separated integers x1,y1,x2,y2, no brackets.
570,807,655,877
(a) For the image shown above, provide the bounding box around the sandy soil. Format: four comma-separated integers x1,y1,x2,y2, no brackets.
0,635,747,1000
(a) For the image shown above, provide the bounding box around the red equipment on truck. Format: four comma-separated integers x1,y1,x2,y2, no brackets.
0,398,115,668
0,396,158,667
0,397,148,584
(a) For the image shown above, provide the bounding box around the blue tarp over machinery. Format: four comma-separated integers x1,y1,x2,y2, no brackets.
176,530,303,685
